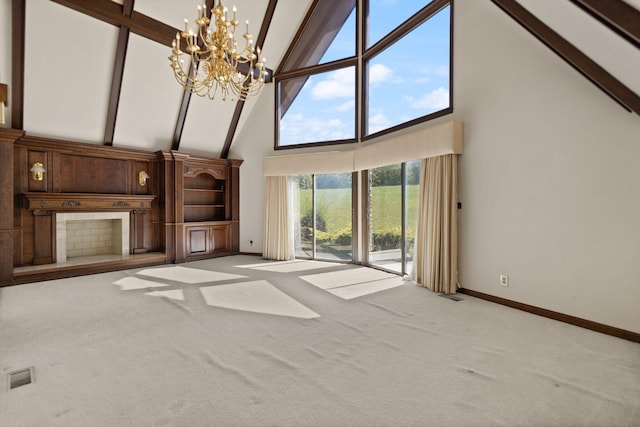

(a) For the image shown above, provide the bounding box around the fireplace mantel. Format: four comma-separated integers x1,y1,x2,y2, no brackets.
24,193,155,211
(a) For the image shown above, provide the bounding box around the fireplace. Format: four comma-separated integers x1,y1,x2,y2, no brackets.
56,212,130,263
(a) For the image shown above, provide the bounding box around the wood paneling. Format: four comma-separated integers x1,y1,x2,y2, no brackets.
5,134,241,284
0,129,24,285
23,193,155,211
32,210,53,265
187,227,208,255
57,154,129,194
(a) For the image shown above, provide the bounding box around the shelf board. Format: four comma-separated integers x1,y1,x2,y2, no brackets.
184,188,224,192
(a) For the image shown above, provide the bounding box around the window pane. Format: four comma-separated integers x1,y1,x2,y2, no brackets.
319,8,356,64
315,173,353,261
367,0,428,48
404,160,420,274
366,6,450,135
369,165,402,273
280,0,355,71
293,175,314,258
279,67,356,147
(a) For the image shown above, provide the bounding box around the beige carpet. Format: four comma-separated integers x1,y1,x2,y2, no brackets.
1,255,639,426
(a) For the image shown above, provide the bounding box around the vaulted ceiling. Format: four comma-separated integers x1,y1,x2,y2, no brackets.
1,0,639,159
4,0,313,158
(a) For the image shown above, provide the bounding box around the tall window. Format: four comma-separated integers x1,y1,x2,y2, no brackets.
292,173,353,261
368,161,420,275
276,0,452,148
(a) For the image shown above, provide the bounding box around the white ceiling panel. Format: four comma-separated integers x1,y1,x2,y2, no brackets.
134,0,198,32
113,34,183,152
518,0,640,95
135,0,269,40
23,0,118,143
261,0,314,70
623,0,640,10
178,93,237,156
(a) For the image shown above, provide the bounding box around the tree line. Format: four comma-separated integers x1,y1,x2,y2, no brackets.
294,162,420,189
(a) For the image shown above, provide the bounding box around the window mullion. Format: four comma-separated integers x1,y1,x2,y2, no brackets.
312,174,317,258
356,0,364,142
401,162,407,275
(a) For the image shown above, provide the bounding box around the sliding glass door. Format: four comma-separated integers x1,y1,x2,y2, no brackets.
293,173,353,261
368,160,420,275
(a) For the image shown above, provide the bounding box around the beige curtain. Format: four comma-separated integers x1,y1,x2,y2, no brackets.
414,154,458,294
263,176,294,260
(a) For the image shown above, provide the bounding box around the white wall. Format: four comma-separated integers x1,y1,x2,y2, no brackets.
454,0,640,333
228,90,277,254
232,0,640,333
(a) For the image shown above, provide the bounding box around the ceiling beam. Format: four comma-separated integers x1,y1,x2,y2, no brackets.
11,0,26,130
491,0,640,116
52,0,275,152
51,0,177,46
104,0,134,146
220,0,278,159
570,0,640,49
171,0,215,152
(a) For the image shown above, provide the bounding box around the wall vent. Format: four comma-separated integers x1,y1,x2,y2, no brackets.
8,368,34,390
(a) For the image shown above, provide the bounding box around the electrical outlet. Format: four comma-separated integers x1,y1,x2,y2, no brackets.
500,274,509,287
249,240,253,246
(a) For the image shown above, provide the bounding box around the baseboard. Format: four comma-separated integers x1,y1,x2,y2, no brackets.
458,288,640,344
238,252,263,257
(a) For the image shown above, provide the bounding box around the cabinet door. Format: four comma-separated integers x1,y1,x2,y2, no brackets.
210,224,231,255
185,225,209,257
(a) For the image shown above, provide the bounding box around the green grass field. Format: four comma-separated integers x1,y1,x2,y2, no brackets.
297,185,420,233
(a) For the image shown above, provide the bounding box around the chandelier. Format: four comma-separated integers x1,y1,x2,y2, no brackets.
169,1,267,101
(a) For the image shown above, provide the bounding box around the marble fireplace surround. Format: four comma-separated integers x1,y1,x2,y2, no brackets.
56,212,130,263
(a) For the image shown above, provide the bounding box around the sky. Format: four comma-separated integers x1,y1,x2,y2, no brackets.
279,1,451,146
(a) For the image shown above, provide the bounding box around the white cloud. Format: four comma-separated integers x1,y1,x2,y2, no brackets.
423,66,449,77
416,66,449,84
335,100,355,112
280,112,353,145
311,68,354,100
369,63,393,84
406,87,449,110
368,113,392,134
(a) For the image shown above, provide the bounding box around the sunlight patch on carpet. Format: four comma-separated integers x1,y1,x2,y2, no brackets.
199,280,320,319
301,267,405,299
145,290,185,301
237,260,341,273
137,266,246,284
301,267,395,290
113,277,169,291
327,277,406,300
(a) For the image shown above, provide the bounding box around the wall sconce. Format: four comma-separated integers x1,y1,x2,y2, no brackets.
0,83,7,125
138,171,150,186
30,162,45,181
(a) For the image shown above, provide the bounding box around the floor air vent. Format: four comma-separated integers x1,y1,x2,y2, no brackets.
438,293,463,301
8,368,34,390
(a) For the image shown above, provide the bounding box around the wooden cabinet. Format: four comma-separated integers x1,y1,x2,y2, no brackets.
168,152,242,262
185,223,232,259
